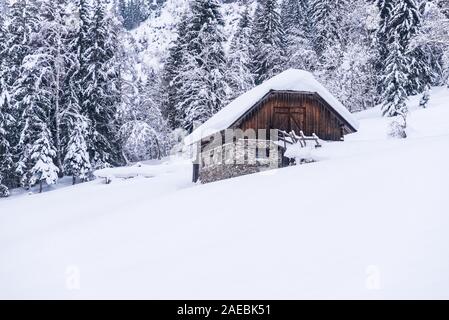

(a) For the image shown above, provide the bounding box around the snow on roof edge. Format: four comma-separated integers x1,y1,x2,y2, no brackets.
185,69,359,145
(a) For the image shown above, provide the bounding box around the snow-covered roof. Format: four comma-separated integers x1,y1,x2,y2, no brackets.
185,69,359,145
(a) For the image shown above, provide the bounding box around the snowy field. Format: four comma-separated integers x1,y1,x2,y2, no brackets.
1,87,449,299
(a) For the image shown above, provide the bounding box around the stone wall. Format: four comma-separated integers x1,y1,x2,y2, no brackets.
198,139,282,183
199,164,261,184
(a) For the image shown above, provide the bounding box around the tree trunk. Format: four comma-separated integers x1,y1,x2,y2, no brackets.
155,139,161,160
39,181,43,193
54,35,64,177
72,175,76,185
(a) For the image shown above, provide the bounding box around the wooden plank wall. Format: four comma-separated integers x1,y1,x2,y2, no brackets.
234,91,344,141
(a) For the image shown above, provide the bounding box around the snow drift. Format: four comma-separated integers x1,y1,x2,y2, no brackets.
1,87,449,299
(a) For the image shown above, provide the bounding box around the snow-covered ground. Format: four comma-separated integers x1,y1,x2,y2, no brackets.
1,87,449,299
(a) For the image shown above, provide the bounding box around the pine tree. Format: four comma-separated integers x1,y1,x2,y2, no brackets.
251,0,285,84
0,79,13,196
381,37,409,120
173,0,228,131
64,114,91,185
3,0,35,90
29,123,60,193
322,0,378,111
227,5,254,101
119,0,148,30
413,1,447,87
69,0,91,122
419,84,431,108
0,14,14,195
177,56,214,130
11,0,47,188
162,13,189,129
390,0,421,46
3,1,38,184
281,0,317,71
376,0,396,62
35,0,74,175
82,0,123,168
389,0,423,94
310,0,348,56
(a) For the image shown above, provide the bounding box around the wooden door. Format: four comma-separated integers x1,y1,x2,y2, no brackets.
290,108,305,134
272,107,305,133
272,107,290,132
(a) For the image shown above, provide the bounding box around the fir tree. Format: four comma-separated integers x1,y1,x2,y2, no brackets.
174,0,228,131
281,0,317,71
83,0,122,168
0,15,14,195
29,123,59,193
162,13,189,129
389,0,423,94
251,0,285,84
118,0,148,30
11,0,47,188
376,0,396,63
0,78,13,196
68,0,91,127
323,0,378,111
3,0,39,181
310,0,348,56
177,56,214,130
381,37,409,119
419,84,431,108
64,114,91,185
413,1,447,87
227,5,254,101
35,0,75,175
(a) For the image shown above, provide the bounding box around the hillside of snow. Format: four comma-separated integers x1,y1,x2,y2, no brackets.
130,0,253,71
1,87,449,299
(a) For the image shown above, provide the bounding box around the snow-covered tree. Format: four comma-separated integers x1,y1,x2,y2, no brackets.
64,113,91,185
381,37,409,120
375,0,396,63
3,0,39,178
173,0,228,131
118,0,149,30
227,5,254,101
281,0,317,71
33,0,75,174
29,123,60,193
331,43,377,112
0,79,13,197
390,0,421,46
162,13,189,129
411,1,447,87
176,56,215,130
0,16,14,196
14,20,60,189
82,0,123,168
251,0,285,84
321,0,378,111
3,0,35,90
120,75,171,162
419,84,431,108
389,0,424,94
310,0,348,56
11,0,48,188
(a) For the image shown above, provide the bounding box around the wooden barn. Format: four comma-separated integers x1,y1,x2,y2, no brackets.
184,69,359,183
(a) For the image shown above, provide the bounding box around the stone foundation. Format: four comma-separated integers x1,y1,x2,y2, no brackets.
197,139,283,183
199,164,263,184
